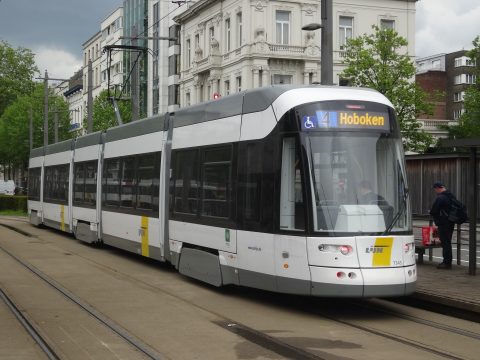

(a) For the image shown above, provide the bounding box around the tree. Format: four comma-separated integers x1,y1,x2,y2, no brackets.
86,90,132,132
340,26,434,153
0,41,38,117
443,35,480,139
0,83,73,171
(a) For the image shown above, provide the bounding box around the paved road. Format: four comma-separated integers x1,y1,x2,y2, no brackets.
1,217,480,360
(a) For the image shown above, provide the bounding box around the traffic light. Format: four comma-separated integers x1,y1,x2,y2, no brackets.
213,92,221,100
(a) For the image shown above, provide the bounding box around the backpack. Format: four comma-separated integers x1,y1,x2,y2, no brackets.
447,197,468,224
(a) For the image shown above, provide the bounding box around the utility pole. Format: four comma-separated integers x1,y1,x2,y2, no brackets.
53,106,59,143
87,59,93,133
301,0,333,85
43,70,49,147
36,71,69,147
321,0,333,85
29,107,33,151
131,26,140,121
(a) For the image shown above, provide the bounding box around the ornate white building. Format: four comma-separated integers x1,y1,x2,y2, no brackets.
173,0,417,106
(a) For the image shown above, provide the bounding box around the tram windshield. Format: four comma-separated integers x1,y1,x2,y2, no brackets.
297,101,411,234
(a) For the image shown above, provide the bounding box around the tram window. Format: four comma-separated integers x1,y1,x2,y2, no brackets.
137,153,155,210
43,165,69,204
244,142,262,221
173,150,199,214
73,161,97,207
28,167,41,201
120,157,136,208
84,161,97,206
201,146,232,218
279,137,305,231
74,163,85,202
105,159,121,207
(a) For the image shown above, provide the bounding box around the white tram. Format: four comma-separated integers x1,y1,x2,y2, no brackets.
28,86,416,297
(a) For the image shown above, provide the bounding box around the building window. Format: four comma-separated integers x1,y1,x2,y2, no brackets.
236,76,242,92
339,16,353,48
195,34,200,48
455,74,477,84
225,18,231,52
169,24,180,46
276,11,290,45
237,12,243,47
453,108,464,120
431,59,441,69
380,19,395,30
186,92,191,106
224,80,230,95
186,39,191,67
455,56,475,67
273,74,292,84
209,26,215,40
168,84,180,105
153,87,159,114
168,55,179,76
454,92,465,102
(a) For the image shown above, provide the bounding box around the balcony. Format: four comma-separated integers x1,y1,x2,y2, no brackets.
418,119,456,139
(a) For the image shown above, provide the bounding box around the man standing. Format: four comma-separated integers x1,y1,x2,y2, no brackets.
430,181,455,269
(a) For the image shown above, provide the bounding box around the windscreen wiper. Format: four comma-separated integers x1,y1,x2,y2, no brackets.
383,187,408,235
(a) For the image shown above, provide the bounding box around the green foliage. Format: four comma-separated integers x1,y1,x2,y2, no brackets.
0,83,73,167
85,90,132,132
340,26,434,153
0,41,38,117
443,35,480,139
0,195,27,212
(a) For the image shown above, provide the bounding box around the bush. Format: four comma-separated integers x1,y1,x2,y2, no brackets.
0,195,27,212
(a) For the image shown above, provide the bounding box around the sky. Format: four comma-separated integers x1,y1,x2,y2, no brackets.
0,0,479,79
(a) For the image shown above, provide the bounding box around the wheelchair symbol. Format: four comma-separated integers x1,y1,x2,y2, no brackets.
304,116,315,129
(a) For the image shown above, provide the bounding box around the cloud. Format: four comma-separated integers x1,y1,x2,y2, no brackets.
33,47,83,80
416,0,480,58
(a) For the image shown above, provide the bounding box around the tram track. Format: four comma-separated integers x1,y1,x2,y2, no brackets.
345,299,480,340
1,220,479,360
0,288,60,360
0,242,166,360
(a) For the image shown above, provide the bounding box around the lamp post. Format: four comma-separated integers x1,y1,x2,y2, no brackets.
302,0,333,85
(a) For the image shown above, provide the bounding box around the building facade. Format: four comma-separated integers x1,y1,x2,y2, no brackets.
101,7,125,95
446,50,477,121
416,50,477,122
173,0,417,106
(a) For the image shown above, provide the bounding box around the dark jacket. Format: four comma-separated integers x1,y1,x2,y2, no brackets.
430,190,453,226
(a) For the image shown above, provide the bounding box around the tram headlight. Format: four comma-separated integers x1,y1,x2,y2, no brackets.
318,244,354,255
339,245,353,255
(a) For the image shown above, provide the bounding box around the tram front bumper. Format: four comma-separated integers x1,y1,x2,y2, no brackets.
310,265,416,297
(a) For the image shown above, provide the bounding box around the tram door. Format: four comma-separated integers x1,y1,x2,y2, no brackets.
276,137,310,293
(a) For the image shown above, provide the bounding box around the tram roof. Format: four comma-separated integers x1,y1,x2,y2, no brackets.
104,114,166,143
75,131,103,149
172,85,381,128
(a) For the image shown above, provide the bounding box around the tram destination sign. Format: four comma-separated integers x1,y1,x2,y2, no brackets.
301,111,390,132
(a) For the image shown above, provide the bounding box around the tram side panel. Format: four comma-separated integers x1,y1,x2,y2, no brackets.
169,115,241,286
42,142,74,233
28,152,44,226
102,131,163,260
72,134,103,243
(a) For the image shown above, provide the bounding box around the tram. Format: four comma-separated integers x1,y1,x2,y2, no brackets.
28,85,416,297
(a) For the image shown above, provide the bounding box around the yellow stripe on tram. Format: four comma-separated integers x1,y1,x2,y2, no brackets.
141,216,149,257
372,237,393,267
60,205,65,231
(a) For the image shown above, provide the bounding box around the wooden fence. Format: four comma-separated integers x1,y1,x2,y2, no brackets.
406,153,477,216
